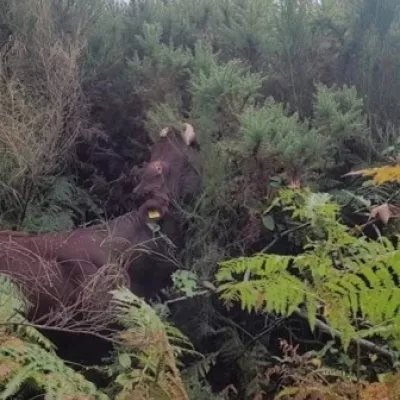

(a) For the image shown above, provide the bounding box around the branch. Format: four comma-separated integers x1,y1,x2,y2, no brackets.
294,309,397,362
0,321,121,345
164,289,210,305
168,285,398,363
260,222,311,253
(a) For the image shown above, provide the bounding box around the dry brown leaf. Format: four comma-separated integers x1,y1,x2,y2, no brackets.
288,179,301,189
344,165,400,186
360,382,390,400
370,203,391,224
0,361,18,381
369,203,400,224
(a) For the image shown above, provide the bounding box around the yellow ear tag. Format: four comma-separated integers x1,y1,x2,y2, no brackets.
148,210,161,219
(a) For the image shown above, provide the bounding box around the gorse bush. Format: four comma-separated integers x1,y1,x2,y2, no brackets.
239,84,375,184
240,101,324,182
128,22,192,111
313,84,373,165
1,0,397,230
190,58,263,141
342,0,400,125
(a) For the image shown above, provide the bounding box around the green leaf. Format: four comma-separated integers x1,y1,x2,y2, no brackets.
262,214,275,231
118,353,131,369
217,187,400,357
202,281,217,291
269,175,284,188
172,270,198,297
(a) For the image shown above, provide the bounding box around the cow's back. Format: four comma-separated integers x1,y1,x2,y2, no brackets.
0,230,100,322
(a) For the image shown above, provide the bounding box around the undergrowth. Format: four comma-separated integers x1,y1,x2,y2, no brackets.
217,187,400,350
2,0,400,399
0,275,108,399
0,276,195,399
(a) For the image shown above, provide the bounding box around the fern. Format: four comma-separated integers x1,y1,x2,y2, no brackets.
22,176,102,233
347,164,400,186
107,287,200,400
0,276,108,399
339,163,400,226
0,175,102,233
276,375,400,400
266,339,362,399
182,352,223,400
0,340,108,400
216,188,400,351
183,352,218,382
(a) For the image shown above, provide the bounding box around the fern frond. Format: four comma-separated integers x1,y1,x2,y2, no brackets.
276,384,349,400
0,338,108,399
346,164,400,186
109,287,193,400
0,276,108,399
183,352,219,381
19,176,101,233
217,188,400,352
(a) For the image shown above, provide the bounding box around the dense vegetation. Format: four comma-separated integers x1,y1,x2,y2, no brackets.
2,0,400,398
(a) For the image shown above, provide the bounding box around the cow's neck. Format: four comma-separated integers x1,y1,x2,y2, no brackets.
85,204,184,265
104,211,147,245
102,210,174,246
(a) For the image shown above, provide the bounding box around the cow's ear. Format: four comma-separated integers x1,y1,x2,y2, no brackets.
181,123,196,146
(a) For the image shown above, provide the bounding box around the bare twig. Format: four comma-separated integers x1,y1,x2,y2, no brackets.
260,222,311,253
294,309,397,362
169,284,398,363
164,290,210,305
0,321,120,345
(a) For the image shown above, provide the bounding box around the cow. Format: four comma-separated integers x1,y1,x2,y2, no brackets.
0,123,202,327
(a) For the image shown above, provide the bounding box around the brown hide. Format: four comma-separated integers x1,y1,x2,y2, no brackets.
0,123,201,324
0,206,169,322
0,238,93,322
134,123,201,204
134,123,201,247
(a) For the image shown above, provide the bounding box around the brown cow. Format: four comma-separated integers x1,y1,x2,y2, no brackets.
0,123,201,326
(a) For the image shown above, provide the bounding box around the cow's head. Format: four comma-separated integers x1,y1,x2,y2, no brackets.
134,123,201,217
